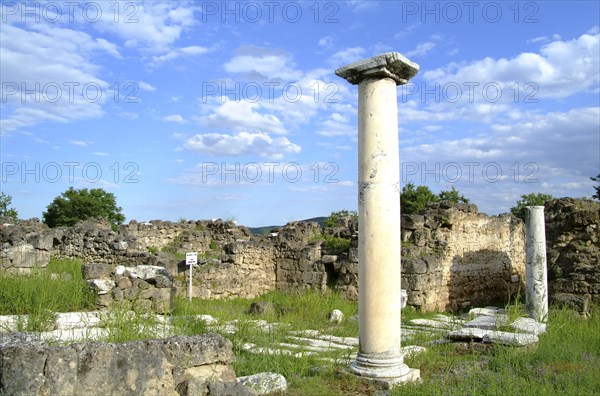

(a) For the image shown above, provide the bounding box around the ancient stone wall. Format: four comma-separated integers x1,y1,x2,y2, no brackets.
0,333,240,396
187,240,277,300
545,198,600,316
400,203,526,312
82,263,176,314
121,219,251,253
2,199,597,313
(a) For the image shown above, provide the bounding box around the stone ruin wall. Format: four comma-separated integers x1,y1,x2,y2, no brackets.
400,203,526,311
545,198,600,316
1,199,598,313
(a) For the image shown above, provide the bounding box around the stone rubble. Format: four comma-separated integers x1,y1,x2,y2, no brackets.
237,372,288,395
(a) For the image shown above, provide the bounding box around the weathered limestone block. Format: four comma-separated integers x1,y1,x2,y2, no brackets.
0,334,235,395
237,372,287,395
82,263,113,280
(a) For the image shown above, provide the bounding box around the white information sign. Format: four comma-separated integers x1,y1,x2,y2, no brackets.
186,252,197,266
186,252,197,302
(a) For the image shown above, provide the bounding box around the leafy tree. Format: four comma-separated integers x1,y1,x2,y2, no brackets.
591,174,600,201
438,186,470,204
0,192,19,223
324,209,358,228
401,182,439,214
510,192,554,222
43,187,125,229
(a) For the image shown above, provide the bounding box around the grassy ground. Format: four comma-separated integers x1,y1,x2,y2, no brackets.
0,258,95,331
1,259,599,395
175,293,600,396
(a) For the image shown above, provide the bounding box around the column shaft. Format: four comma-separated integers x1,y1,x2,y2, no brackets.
525,206,548,322
357,77,402,359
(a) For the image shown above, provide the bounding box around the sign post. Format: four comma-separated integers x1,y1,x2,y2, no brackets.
185,252,197,303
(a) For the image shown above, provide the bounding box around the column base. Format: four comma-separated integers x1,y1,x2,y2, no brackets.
349,353,420,388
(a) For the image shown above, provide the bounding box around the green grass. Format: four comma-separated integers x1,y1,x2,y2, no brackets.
173,289,358,336
99,302,165,343
172,293,599,395
0,257,95,331
392,305,600,396
2,267,598,395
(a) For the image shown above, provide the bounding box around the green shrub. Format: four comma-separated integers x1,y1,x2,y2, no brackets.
324,235,351,252
324,210,357,228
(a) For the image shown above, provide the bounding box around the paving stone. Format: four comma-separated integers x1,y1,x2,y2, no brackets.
291,329,359,347
447,327,538,346
408,318,455,329
469,307,500,317
54,311,102,329
277,342,335,353
510,317,547,335
483,331,538,346
237,372,287,396
465,315,507,330
287,336,355,350
433,314,465,325
241,342,315,357
0,315,28,332
402,325,447,334
39,327,110,342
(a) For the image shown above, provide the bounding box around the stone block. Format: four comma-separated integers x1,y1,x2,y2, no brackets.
82,263,113,280
0,334,235,395
237,372,287,395
88,279,116,295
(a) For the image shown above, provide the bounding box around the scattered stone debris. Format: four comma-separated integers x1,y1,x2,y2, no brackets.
329,309,344,323
237,372,288,395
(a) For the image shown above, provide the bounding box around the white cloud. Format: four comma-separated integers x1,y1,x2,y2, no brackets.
348,0,377,12
406,42,437,57
423,31,600,99
93,152,110,156
200,100,287,135
69,140,92,147
182,131,301,159
317,112,357,138
138,81,156,91
492,107,599,172
0,23,113,134
318,36,334,48
328,47,366,66
163,114,186,123
224,47,302,80
400,107,599,213
150,45,211,66
92,2,197,54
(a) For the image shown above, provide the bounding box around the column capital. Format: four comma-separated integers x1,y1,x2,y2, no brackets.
335,52,419,85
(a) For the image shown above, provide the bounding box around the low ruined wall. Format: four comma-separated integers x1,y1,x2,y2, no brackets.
2,199,597,313
0,219,52,274
545,198,600,316
0,333,237,396
400,203,526,312
82,264,176,313
121,219,251,252
181,240,277,300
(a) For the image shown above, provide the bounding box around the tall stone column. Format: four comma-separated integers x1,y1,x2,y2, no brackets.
335,52,420,385
525,206,548,322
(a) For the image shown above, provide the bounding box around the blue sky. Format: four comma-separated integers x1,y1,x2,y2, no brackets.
1,1,599,227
